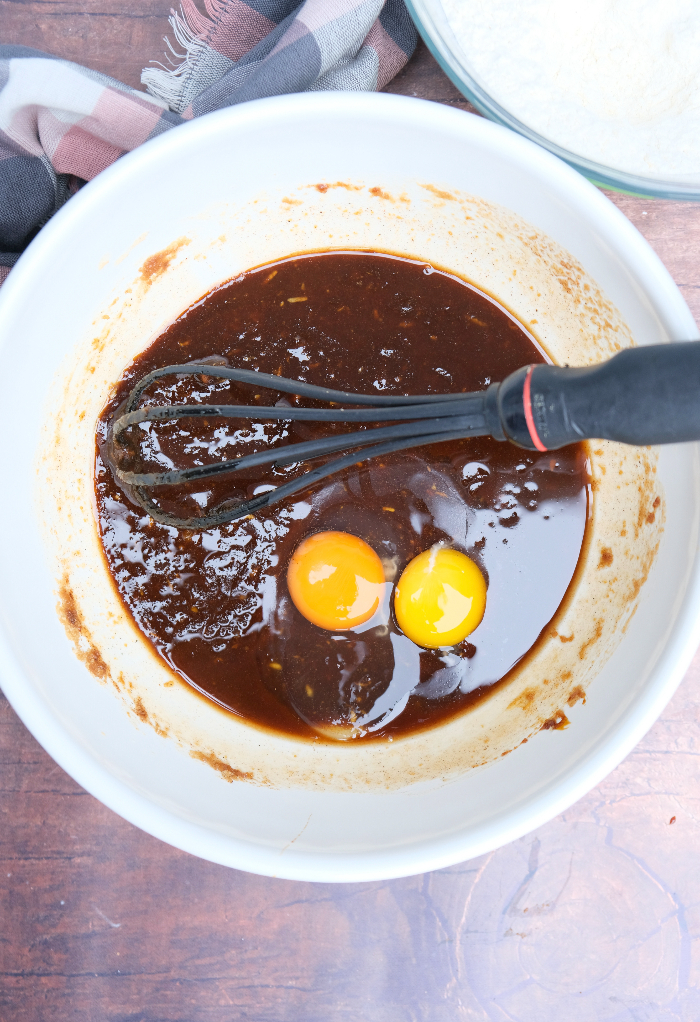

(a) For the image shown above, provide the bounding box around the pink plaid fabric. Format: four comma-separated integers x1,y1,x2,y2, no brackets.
0,0,415,279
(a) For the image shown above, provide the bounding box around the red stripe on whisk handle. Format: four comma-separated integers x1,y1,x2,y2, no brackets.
522,366,548,452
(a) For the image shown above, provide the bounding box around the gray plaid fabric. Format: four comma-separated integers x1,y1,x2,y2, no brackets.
0,0,416,283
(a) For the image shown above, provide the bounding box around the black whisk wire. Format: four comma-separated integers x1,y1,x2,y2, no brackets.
107,362,497,529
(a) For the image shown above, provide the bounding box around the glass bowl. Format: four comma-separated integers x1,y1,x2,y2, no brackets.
406,0,700,201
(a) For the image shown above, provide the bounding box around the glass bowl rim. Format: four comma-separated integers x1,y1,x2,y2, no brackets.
405,0,700,202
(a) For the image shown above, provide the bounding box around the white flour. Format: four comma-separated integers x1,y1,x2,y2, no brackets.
441,0,700,181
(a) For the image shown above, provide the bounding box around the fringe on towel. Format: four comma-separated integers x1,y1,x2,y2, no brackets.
141,0,223,114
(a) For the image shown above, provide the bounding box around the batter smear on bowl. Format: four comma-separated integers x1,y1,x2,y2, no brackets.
95,252,590,741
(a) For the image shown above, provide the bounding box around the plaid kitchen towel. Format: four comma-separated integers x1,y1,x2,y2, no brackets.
0,0,416,286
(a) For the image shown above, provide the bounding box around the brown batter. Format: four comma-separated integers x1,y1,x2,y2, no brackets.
95,252,589,741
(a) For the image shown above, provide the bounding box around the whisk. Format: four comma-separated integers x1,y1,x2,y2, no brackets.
106,340,700,530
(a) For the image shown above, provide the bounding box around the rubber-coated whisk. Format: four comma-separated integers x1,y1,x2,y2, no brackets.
105,341,700,530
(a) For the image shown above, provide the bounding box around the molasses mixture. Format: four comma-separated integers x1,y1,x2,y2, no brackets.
95,252,589,741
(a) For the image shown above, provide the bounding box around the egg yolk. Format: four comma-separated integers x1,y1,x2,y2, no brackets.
394,547,486,648
287,531,386,631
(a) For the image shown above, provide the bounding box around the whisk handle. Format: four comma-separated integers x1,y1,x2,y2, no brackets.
497,341,700,450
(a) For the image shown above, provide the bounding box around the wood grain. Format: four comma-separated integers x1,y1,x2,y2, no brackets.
0,1,173,91
2,8,700,1021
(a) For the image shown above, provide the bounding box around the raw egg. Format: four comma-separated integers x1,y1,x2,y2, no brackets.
287,531,386,631
394,546,486,648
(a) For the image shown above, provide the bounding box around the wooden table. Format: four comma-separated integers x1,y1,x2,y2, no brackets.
2,7,700,1020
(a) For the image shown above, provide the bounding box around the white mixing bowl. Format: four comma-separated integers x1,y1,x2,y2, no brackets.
0,93,698,882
